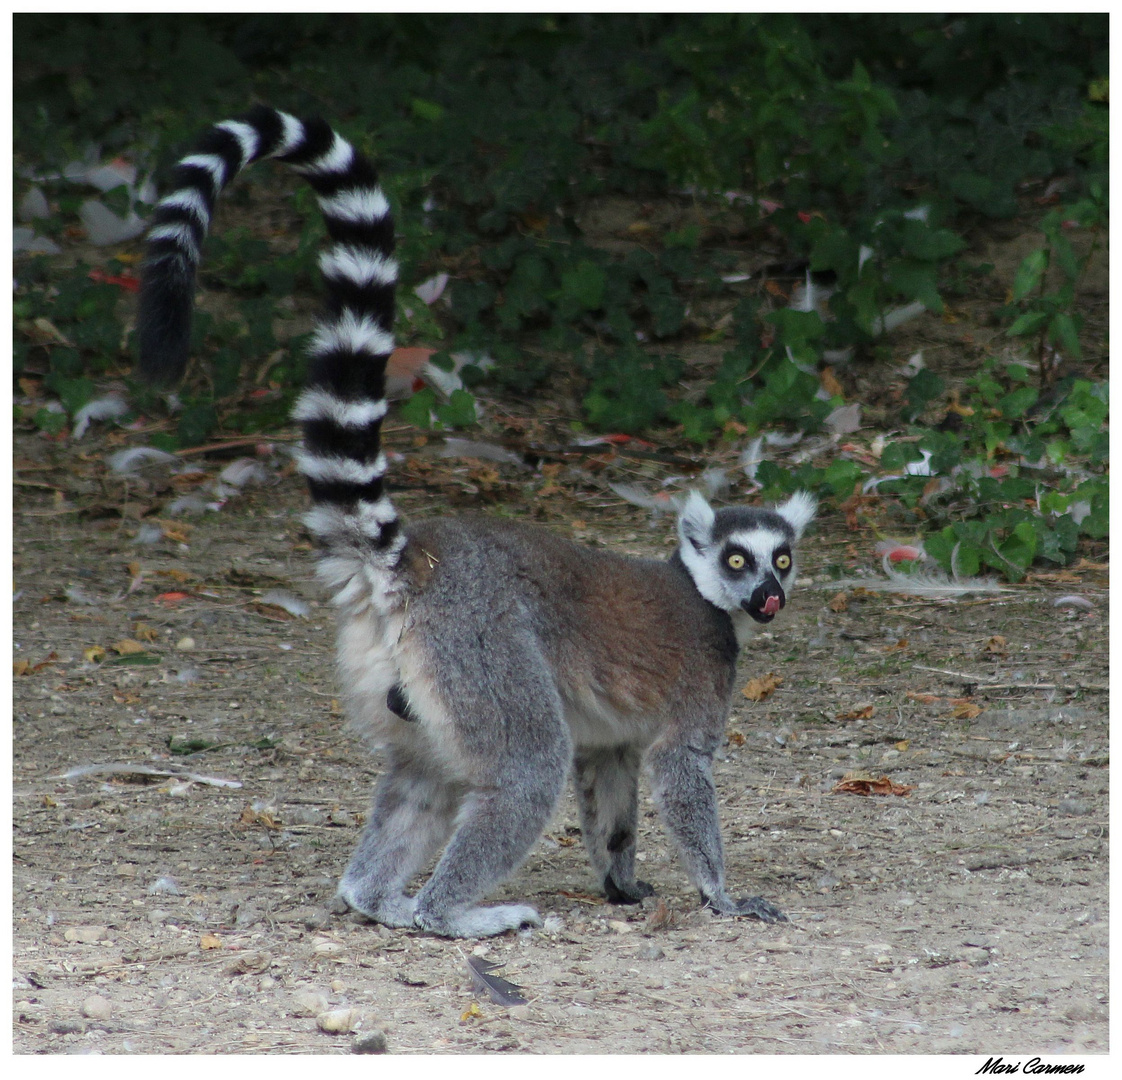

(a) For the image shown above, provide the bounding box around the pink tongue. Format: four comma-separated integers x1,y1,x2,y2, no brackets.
762,594,781,617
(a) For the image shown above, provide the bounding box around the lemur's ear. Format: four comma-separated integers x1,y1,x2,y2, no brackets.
776,491,816,537
677,490,716,554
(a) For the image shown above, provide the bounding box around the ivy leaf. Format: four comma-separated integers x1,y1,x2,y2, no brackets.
399,387,436,429
998,386,1038,419
436,389,477,429
885,259,943,312
995,521,1039,576
559,260,607,311
901,220,966,261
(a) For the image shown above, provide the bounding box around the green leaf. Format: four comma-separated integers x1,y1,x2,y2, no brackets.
1006,310,1049,337
436,389,477,428
34,407,67,435
1047,313,1082,358
998,386,1038,419
765,308,825,347
823,459,863,498
1012,249,1048,301
901,220,966,261
996,521,1039,574
399,387,436,429
410,98,445,123
923,526,959,575
1050,233,1081,281
885,260,943,312
559,260,607,311
904,369,945,418
177,404,217,447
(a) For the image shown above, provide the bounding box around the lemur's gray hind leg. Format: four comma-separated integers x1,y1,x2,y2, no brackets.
409,635,572,939
648,737,786,923
337,749,464,928
574,744,654,904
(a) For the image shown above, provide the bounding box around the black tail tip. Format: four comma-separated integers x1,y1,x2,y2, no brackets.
136,261,196,386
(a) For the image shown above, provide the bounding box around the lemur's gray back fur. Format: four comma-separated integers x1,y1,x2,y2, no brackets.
139,107,815,938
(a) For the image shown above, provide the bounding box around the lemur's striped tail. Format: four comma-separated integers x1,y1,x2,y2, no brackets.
138,105,404,567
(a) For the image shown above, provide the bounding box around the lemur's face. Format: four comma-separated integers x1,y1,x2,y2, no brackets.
677,491,815,621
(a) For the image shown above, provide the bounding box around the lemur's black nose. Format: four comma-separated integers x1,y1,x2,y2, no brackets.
742,577,785,623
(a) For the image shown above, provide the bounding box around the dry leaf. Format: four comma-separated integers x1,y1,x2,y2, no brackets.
13,660,31,676
157,568,194,583
239,806,281,830
983,635,1007,656
247,601,297,622
819,366,844,398
836,704,875,721
742,673,783,702
726,730,746,746
895,740,910,752
906,691,939,705
42,794,57,808
133,622,159,642
460,1001,484,1023
951,702,983,720
200,933,222,950
883,638,909,652
644,899,672,932
832,773,914,797
828,591,849,612
32,316,75,347
112,638,146,655
945,389,974,416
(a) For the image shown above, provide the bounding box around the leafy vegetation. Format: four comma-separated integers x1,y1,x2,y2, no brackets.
13,14,1108,578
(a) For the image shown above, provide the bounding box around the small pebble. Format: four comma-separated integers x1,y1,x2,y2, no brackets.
81,995,113,1021
291,989,329,1017
65,926,108,944
351,1029,388,1054
638,942,665,961
223,950,272,977
508,1005,531,1021
176,636,196,651
317,1007,359,1034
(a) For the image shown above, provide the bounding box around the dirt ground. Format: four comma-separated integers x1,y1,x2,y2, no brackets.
12,405,1109,1056
12,190,1110,1055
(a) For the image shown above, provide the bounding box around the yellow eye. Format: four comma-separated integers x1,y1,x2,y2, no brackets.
727,552,746,570
775,553,791,571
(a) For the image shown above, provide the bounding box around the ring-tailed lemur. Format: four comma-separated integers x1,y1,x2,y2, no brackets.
138,106,815,938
